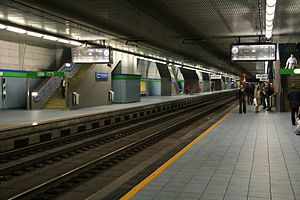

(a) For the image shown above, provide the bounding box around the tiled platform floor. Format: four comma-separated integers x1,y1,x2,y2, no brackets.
130,107,300,200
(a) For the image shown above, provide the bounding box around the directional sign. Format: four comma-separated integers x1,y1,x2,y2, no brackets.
256,74,268,79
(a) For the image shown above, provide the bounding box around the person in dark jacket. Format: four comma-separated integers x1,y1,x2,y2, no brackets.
287,83,300,125
238,84,247,113
265,83,274,111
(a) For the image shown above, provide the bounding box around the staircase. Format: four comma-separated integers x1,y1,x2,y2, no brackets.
68,64,93,92
43,89,65,109
41,63,93,109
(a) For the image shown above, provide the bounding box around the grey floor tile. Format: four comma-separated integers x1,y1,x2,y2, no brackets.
131,195,153,200
271,192,295,199
248,191,271,198
199,193,224,200
224,195,247,200
154,191,179,198
176,192,202,199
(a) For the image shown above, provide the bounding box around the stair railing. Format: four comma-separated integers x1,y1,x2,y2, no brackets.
31,63,82,109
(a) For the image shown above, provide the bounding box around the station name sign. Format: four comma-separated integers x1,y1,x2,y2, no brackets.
231,43,276,61
71,48,112,64
95,72,109,80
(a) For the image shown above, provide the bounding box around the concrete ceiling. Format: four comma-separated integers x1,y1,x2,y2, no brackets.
0,0,299,77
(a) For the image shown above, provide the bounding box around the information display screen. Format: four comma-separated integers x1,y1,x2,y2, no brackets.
231,43,276,61
210,75,222,80
71,48,112,63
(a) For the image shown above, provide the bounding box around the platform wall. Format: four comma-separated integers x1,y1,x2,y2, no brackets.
68,64,112,109
0,39,69,109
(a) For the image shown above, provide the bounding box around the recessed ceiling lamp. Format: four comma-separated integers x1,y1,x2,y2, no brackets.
265,0,277,40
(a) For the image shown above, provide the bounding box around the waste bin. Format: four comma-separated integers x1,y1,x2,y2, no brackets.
72,92,79,105
109,90,115,102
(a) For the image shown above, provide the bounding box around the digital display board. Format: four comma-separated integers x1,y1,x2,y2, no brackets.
71,48,112,63
210,75,222,79
231,43,276,61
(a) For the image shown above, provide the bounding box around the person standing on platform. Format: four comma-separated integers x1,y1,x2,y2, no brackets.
266,83,274,111
261,83,267,109
238,84,247,113
287,83,300,125
254,83,261,113
285,54,297,69
246,83,254,105
60,78,66,98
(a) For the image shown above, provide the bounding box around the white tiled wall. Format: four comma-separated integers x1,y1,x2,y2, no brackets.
113,51,137,74
0,39,63,109
0,39,57,71
0,40,19,69
148,62,160,78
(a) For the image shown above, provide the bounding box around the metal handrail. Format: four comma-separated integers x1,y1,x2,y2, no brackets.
31,63,82,109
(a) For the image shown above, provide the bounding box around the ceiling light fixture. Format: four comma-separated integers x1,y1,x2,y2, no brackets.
57,38,71,44
6,26,26,34
69,41,82,46
27,31,43,38
43,35,58,41
0,24,6,29
265,0,277,40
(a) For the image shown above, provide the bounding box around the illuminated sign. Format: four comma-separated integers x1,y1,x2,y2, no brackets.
231,43,276,61
280,69,300,75
95,72,109,80
210,75,222,79
256,74,268,79
71,48,112,63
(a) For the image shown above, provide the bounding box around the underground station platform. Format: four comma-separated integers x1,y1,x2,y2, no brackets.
1,90,299,200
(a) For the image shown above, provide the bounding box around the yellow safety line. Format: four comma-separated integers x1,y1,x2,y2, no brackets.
120,106,236,200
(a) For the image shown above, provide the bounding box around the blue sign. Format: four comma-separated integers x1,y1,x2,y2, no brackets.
95,72,109,80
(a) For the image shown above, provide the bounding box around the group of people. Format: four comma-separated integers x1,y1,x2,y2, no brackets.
238,82,274,113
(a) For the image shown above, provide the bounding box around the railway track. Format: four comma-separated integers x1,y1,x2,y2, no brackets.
0,93,236,200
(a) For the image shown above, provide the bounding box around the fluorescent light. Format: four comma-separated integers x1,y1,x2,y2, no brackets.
31,92,38,97
266,32,272,39
265,61,268,73
183,66,196,71
0,24,6,29
43,35,58,41
27,31,43,38
266,20,273,26
266,0,276,7
69,41,82,46
266,13,274,21
294,69,300,74
58,38,71,44
266,25,273,31
265,0,276,40
6,26,26,34
266,6,276,15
